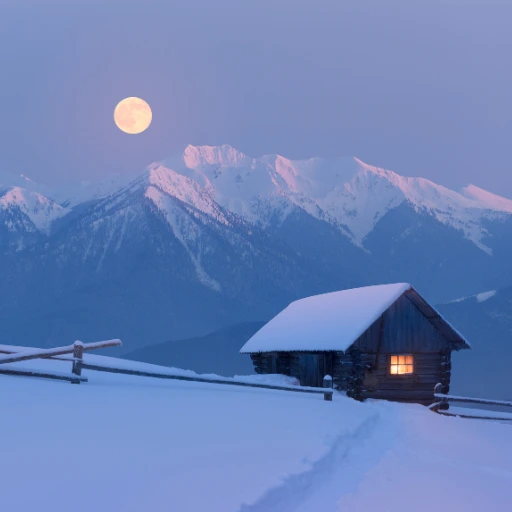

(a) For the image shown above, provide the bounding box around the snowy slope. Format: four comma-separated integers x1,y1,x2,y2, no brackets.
1,355,511,512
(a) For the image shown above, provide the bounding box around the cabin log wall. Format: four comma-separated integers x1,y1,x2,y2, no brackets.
251,349,450,405
332,349,364,400
360,352,447,405
251,352,335,388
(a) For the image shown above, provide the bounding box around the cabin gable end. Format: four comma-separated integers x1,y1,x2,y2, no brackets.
352,294,454,354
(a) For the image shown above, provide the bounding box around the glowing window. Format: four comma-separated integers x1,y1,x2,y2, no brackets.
390,355,413,375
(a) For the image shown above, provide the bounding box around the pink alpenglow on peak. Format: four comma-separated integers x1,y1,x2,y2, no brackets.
3,145,512,253
0,186,67,233
183,144,250,168
143,167,230,226
460,184,512,213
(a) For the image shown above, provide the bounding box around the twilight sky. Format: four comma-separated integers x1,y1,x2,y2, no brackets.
1,0,511,196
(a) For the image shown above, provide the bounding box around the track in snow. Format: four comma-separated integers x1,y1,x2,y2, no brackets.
238,408,399,512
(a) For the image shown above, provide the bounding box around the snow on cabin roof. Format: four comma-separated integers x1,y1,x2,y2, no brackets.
240,283,413,353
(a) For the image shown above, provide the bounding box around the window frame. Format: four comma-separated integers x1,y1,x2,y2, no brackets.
388,354,414,376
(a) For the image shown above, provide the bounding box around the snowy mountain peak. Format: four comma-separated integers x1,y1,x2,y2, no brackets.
330,159,512,251
183,144,249,168
0,186,67,234
353,157,392,176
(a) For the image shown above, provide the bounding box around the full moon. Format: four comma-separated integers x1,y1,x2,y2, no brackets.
114,97,152,134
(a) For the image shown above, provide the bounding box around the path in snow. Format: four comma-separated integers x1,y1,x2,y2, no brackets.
238,406,399,512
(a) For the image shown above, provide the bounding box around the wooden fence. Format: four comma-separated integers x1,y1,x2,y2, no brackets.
75,360,334,400
0,340,122,384
430,383,512,421
0,341,334,400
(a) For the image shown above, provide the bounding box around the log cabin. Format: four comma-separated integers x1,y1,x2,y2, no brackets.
240,283,470,405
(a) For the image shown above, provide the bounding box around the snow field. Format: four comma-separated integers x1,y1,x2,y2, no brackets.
1,356,511,512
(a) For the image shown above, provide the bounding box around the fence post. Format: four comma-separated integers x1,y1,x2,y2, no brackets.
433,382,449,411
71,341,84,384
323,375,333,401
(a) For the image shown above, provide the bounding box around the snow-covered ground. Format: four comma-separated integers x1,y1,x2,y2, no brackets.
1,355,511,512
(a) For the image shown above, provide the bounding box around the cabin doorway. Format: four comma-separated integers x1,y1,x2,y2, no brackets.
299,353,330,387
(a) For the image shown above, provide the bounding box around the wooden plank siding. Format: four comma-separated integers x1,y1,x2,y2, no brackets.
352,295,453,354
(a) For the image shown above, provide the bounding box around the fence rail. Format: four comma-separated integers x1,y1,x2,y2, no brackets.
431,383,512,421
0,365,88,384
0,339,121,365
80,361,334,400
0,340,121,384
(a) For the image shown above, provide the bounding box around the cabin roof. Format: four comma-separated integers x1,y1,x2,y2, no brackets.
240,283,470,354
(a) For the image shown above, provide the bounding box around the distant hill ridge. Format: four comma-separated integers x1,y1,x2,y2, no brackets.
438,285,512,400
123,321,264,377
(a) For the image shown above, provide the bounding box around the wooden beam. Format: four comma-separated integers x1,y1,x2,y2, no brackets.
0,339,122,365
80,362,333,398
0,366,88,383
374,314,385,370
435,409,512,421
362,389,434,400
434,393,512,408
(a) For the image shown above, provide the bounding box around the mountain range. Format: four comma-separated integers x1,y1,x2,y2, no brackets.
1,144,512,351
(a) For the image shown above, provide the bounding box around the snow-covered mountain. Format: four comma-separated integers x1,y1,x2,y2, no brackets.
3,144,512,253
0,184,67,249
1,145,512,350
145,145,512,253
5,144,512,250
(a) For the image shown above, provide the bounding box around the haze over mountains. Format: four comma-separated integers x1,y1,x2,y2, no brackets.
1,145,512,353
438,286,512,399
